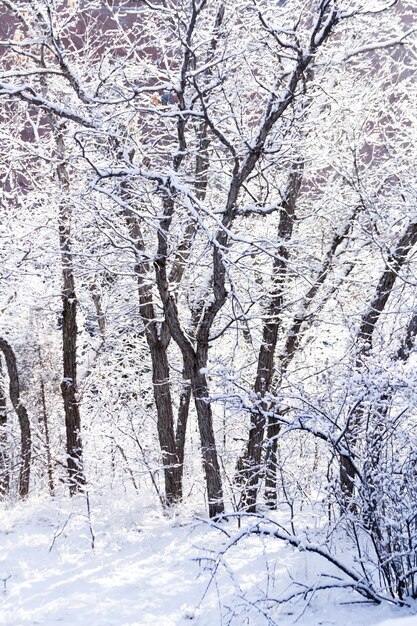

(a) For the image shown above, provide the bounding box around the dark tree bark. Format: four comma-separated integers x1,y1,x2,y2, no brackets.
149,341,183,502
56,131,85,494
264,208,360,506
0,358,9,497
154,193,225,517
33,20,85,493
0,338,31,498
215,4,340,513
241,162,302,512
60,264,84,494
192,364,224,517
122,197,183,505
175,366,192,474
238,201,360,511
90,281,106,343
37,346,54,496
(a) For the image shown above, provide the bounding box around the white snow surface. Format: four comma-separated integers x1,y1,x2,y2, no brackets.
1,490,417,626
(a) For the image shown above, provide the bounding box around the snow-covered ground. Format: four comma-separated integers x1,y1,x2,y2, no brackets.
1,491,416,626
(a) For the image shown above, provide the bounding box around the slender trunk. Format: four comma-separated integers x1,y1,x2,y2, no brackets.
0,338,31,498
37,347,54,496
56,131,85,494
60,279,84,493
175,371,192,476
241,163,302,512
0,358,9,497
124,205,182,506
264,417,281,508
264,211,360,507
158,3,225,515
90,281,106,342
155,233,225,516
38,44,85,492
149,341,182,502
163,7,224,502
240,204,359,510
192,365,224,517
340,220,417,499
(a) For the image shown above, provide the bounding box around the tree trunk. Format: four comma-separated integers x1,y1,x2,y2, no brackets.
192,365,224,518
56,131,85,495
264,417,281,508
149,341,182,503
175,369,192,483
241,162,302,512
124,203,183,506
155,245,225,516
60,281,84,494
37,347,54,496
0,358,9,497
340,220,417,499
0,338,31,498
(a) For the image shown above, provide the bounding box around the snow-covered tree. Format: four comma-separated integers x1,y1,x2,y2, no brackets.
0,0,415,542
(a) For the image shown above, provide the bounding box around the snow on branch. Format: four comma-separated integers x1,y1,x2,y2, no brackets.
343,27,416,62
0,82,96,127
201,514,405,606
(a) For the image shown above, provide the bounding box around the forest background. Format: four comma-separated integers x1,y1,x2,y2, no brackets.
0,1,417,624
